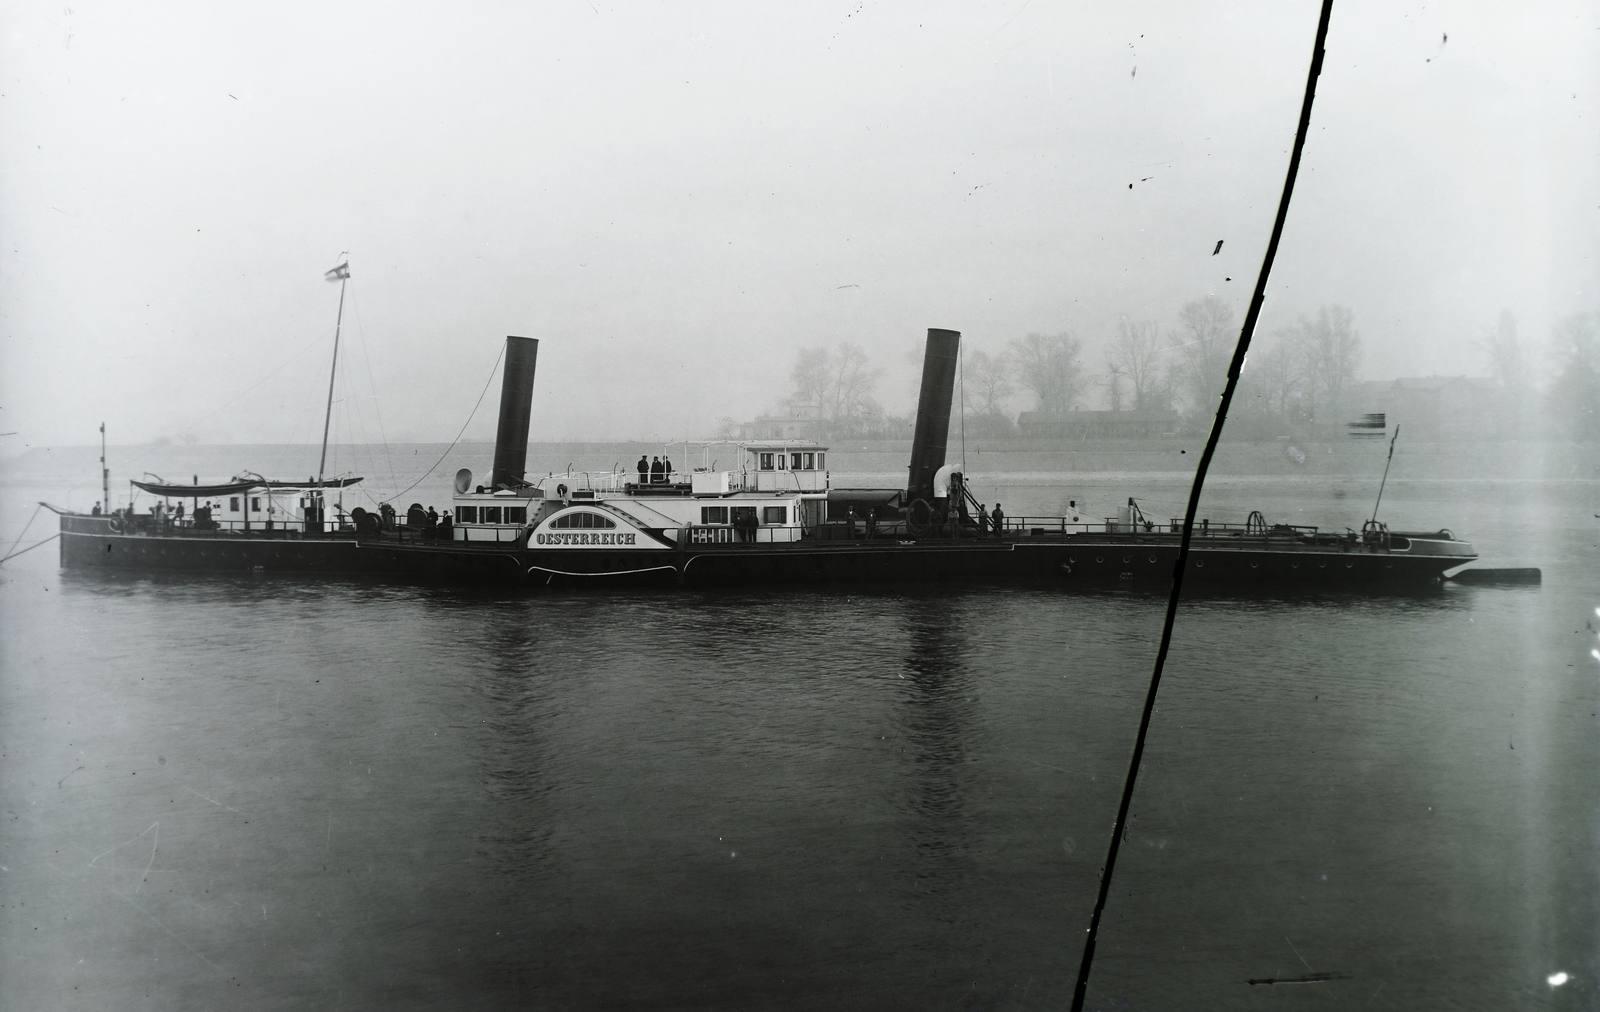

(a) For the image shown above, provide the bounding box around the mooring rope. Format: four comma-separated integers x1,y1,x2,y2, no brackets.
1,503,43,564
1069,3,1335,1008
0,534,59,565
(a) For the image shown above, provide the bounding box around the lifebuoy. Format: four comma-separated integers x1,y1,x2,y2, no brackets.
107,515,123,533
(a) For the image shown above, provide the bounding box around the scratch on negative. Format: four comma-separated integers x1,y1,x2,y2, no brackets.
177,782,242,813
109,886,226,974
88,821,158,869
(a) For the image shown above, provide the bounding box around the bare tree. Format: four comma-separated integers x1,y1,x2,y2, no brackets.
1549,309,1599,439
825,343,883,424
790,346,830,406
784,343,885,437
1236,331,1305,429
964,348,1014,417
1169,297,1236,416
1106,317,1167,412
1289,304,1362,419
1103,355,1127,412
1478,310,1533,436
1008,332,1086,414
1479,310,1530,393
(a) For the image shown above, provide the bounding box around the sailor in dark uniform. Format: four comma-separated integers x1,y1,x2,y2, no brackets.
637,455,649,486
991,503,1004,536
650,456,664,483
662,456,673,482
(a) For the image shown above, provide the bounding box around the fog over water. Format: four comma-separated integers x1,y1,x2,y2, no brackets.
2,4,1598,1010
2,2,1596,446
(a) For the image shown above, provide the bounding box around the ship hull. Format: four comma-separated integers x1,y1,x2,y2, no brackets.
58,515,1471,591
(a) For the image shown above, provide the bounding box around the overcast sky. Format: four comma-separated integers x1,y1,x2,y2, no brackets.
2,1,1595,447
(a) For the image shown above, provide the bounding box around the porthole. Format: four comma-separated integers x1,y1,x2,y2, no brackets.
1291,561,1299,569
1345,561,1354,569
1148,556,1157,564
1318,561,1326,568
1095,555,1104,564
1250,560,1259,568
1122,555,1132,564
1195,560,1204,568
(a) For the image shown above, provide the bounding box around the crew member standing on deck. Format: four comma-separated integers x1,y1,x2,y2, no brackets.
977,504,990,537
650,456,664,484
991,503,1004,536
662,456,673,482
637,455,649,486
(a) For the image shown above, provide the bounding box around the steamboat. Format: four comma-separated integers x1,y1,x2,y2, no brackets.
47,326,1479,590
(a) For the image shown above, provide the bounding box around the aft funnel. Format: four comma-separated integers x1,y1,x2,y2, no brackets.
490,336,539,490
906,328,960,503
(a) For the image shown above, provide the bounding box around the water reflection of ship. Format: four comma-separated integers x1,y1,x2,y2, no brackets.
895,600,979,934
48,322,1482,589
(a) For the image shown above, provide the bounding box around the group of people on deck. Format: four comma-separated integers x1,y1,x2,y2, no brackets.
635,455,674,485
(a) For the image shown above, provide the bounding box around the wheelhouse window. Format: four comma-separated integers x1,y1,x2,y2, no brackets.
551,511,616,529
789,453,803,470
759,453,775,471
763,506,787,525
504,506,527,525
817,452,826,470
456,505,478,523
701,506,729,524
229,497,240,512
251,497,261,512
803,452,815,469
481,506,502,524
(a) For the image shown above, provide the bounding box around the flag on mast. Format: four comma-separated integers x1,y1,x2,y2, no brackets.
324,262,350,282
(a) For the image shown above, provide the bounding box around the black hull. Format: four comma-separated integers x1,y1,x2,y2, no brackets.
57,515,1468,592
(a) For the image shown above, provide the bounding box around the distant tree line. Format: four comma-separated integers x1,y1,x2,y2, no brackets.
758,298,1598,442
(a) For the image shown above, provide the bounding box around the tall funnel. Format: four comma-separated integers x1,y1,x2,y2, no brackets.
906,328,960,502
490,336,539,490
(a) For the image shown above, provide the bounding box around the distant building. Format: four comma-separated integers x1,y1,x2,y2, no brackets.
1016,409,1182,439
1351,376,1517,439
738,403,827,440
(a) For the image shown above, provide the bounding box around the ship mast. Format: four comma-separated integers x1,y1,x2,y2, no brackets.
100,422,110,510
318,256,350,487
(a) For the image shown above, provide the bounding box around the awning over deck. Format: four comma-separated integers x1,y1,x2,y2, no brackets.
131,476,364,497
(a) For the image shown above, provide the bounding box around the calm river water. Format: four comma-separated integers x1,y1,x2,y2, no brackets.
2,441,1596,1010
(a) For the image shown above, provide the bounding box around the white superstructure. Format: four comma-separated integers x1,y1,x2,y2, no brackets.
449,440,831,545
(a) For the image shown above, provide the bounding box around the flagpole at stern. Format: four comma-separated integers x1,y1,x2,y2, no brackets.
317,257,350,486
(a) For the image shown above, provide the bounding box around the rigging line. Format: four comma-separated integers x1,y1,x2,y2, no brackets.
346,283,399,496
182,326,336,433
387,344,506,504
959,339,967,473
1068,3,1334,1010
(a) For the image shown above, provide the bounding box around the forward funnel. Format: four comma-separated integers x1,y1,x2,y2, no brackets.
906,328,960,503
490,336,539,490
